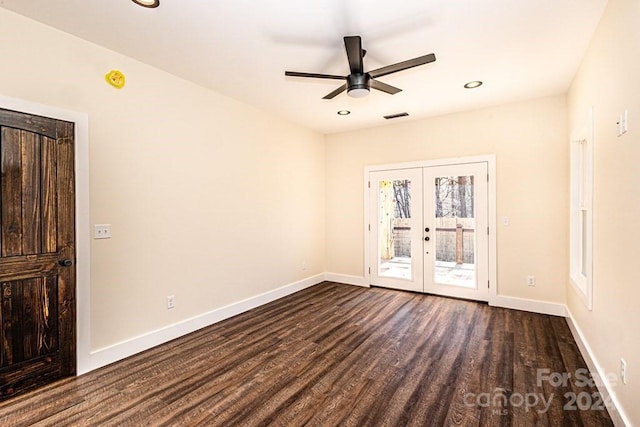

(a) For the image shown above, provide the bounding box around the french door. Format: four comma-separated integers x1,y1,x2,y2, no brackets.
369,162,489,301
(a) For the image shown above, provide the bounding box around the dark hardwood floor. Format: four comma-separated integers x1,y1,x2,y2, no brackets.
0,282,613,426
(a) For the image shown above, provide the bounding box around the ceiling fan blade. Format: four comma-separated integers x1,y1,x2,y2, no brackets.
370,79,402,95
369,53,436,79
285,71,345,80
322,84,348,99
344,36,364,74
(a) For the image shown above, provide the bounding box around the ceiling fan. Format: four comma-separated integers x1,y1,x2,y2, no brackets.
285,35,436,99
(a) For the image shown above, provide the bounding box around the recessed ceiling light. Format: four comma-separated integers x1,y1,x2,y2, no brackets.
464,81,483,89
132,0,160,8
337,110,351,116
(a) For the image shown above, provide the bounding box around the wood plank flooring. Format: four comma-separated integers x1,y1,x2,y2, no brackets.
0,282,614,426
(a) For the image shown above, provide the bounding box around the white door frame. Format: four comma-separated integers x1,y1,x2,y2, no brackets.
364,155,497,304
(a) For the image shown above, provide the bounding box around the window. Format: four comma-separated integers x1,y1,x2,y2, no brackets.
570,109,593,309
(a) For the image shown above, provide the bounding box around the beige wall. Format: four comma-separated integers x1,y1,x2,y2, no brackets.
568,0,640,423
0,9,325,351
326,95,568,303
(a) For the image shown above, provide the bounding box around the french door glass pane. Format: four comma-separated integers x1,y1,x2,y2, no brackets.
378,179,412,280
434,175,476,287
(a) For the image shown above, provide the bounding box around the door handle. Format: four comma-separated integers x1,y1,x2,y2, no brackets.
425,227,430,232
424,236,430,241
59,259,73,267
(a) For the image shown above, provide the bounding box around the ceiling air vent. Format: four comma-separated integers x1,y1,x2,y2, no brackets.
384,112,409,120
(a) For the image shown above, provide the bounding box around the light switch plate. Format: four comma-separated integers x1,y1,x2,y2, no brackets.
94,224,111,239
617,110,628,137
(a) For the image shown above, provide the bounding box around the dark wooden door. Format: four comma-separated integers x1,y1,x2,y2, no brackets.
0,108,76,399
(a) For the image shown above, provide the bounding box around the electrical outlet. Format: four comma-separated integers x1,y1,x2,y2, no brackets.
527,275,536,286
167,295,175,310
94,224,111,239
621,358,627,384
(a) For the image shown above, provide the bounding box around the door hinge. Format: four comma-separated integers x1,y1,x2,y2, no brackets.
368,224,371,231
488,280,490,288
487,173,489,182
368,181,371,188
368,267,371,274
487,226,489,235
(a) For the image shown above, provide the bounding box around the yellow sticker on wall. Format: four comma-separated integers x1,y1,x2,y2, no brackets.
105,70,126,89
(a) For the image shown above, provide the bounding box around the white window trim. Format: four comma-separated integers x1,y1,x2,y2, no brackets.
569,108,593,310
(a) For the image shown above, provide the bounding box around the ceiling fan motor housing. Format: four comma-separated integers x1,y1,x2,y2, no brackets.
348,73,370,90
348,73,370,97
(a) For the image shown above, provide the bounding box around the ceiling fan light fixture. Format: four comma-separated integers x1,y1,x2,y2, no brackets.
337,110,351,116
132,0,160,8
347,88,370,98
464,80,483,89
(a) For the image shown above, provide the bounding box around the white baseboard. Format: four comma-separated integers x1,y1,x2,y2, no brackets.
490,295,567,317
79,273,325,374
324,274,567,318
324,272,368,287
565,307,630,427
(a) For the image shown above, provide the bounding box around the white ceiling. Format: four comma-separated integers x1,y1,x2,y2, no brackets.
1,0,607,134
